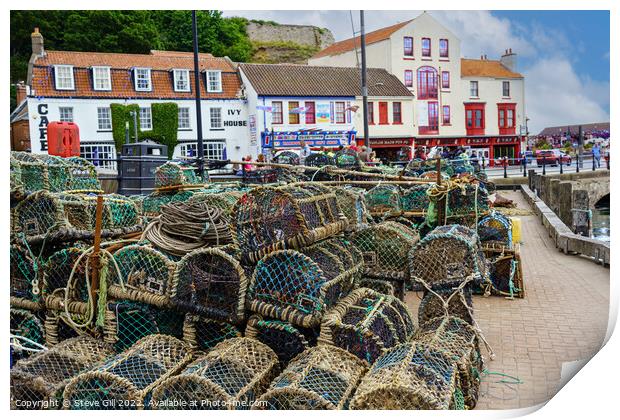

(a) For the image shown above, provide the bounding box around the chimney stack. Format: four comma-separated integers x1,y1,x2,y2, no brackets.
31,27,44,57
15,82,27,104
500,48,517,72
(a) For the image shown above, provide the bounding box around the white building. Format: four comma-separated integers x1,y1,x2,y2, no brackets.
239,63,415,161
22,28,251,169
309,12,526,163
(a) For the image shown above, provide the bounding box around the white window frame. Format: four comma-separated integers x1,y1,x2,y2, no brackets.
173,69,191,92
502,81,510,97
210,107,223,129
178,107,191,129
80,144,117,170
206,70,222,92
92,66,111,91
139,107,152,130
470,81,479,97
134,67,152,91
54,65,75,90
204,141,225,160
59,107,74,122
179,143,198,158
97,107,112,131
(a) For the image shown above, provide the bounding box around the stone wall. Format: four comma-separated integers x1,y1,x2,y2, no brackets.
246,21,334,49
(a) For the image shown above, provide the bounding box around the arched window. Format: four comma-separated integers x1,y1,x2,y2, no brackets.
417,66,438,99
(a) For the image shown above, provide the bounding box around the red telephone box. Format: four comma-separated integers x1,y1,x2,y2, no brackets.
47,121,80,157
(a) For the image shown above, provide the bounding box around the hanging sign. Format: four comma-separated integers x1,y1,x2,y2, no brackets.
316,103,331,124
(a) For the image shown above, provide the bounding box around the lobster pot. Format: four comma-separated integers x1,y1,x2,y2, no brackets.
334,149,360,169
232,184,346,263
350,342,462,410
245,315,319,365
187,190,243,216
155,162,200,189
42,300,95,347
273,151,300,165
247,249,356,327
334,187,369,229
444,182,489,227
364,185,401,217
450,158,476,176
319,288,415,364
172,248,247,323
106,245,176,307
409,224,489,290
400,184,431,216
63,334,192,410
42,247,88,301
151,338,280,410
315,237,364,282
416,316,483,409
102,300,185,352
12,191,141,243
183,315,241,352
141,190,196,219
64,156,101,191
11,152,62,193
488,251,524,298
304,153,334,168
10,308,45,366
358,278,395,296
10,336,113,410
254,345,368,410
418,288,474,327
10,243,39,303
404,158,453,178
352,222,420,281
11,157,25,200
478,211,513,250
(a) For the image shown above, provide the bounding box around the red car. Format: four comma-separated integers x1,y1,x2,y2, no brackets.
536,150,572,166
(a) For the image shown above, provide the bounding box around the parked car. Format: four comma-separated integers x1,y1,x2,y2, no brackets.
536,149,572,166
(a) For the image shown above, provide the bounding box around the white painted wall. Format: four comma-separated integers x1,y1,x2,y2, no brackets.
352,97,415,139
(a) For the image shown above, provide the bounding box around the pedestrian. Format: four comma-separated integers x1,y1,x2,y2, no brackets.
414,146,427,160
243,155,255,172
592,143,601,168
358,146,370,162
299,140,312,165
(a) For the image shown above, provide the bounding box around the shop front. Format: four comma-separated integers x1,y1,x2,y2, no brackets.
416,135,522,166
356,137,415,163
261,129,356,152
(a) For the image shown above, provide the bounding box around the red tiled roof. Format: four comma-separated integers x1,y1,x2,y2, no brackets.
312,20,413,59
30,50,242,99
461,58,523,78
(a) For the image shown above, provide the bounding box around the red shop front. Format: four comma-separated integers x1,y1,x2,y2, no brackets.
357,137,415,162
416,136,522,166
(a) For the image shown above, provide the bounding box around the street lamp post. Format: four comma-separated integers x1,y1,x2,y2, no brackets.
192,10,205,179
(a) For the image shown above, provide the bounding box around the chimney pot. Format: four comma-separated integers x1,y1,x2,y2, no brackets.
31,27,44,57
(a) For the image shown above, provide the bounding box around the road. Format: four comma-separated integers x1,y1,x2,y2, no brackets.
484,157,606,179
404,190,610,409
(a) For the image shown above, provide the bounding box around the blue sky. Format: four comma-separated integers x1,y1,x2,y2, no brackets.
223,10,610,133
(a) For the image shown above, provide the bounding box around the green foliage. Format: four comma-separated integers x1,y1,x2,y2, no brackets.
10,84,17,112
250,19,280,26
251,41,320,64
584,142,594,150
140,103,179,159
110,104,140,150
535,139,552,150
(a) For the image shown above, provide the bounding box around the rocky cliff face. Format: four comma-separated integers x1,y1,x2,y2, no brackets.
247,21,334,64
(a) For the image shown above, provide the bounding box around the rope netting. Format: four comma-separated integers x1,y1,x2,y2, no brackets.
333,149,361,170
409,224,489,290
273,151,300,166
247,249,356,328
10,336,113,410
42,246,89,302
416,316,483,409
10,243,40,302
304,153,334,168
254,345,368,410
418,287,474,326
364,185,401,217
478,211,513,250
154,162,200,189
245,315,319,366
183,315,241,352
319,288,415,364
403,158,453,178
63,334,192,409
487,250,524,299
349,341,461,410
426,178,490,228
141,190,197,220
151,337,279,410
333,187,369,230
10,308,46,366
401,184,432,215
358,278,395,296
172,248,247,322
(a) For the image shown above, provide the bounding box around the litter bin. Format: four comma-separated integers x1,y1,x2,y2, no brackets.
118,140,167,195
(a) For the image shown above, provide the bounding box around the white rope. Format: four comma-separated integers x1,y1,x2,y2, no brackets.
10,334,48,353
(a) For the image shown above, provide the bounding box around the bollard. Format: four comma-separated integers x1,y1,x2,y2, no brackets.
607,155,610,170
503,157,508,178
559,156,563,174
542,156,546,175
576,153,580,173
522,153,527,178
592,152,596,171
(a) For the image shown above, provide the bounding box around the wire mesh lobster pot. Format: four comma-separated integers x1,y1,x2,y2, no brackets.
418,288,474,326
183,314,241,353
333,187,369,229
247,248,356,328
273,151,300,165
403,158,453,178
232,184,346,263
171,248,247,323
409,224,489,290
400,184,431,216
10,242,40,304
334,149,361,169
443,181,490,227
63,334,192,410
10,308,46,367
478,211,513,250
41,246,89,302
12,191,141,243
351,222,420,298
245,315,319,366
103,300,186,352
319,288,415,364
155,162,200,189
304,153,334,168
105,244,176,307
11,156,26,201
364,185,402,217
10,336,114,410
487,249,524,298
254,345,368,410
416,316,483,409
151,337,280,410
350,341,462,410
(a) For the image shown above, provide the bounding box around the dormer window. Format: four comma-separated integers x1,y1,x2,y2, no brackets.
173,69,190,92
54,65,74,90
92,66,111,91
134,68,152,91
206,70,222,92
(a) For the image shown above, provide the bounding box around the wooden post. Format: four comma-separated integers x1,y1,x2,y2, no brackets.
90,194,104,305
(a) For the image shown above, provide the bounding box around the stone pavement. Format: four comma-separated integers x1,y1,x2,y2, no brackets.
404,190,610,410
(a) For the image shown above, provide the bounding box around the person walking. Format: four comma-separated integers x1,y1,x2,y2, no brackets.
299,140,312,165
592,143,602,168
358,146,370,162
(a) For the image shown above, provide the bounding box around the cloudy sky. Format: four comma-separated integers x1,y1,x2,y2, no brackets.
223,10,610,134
